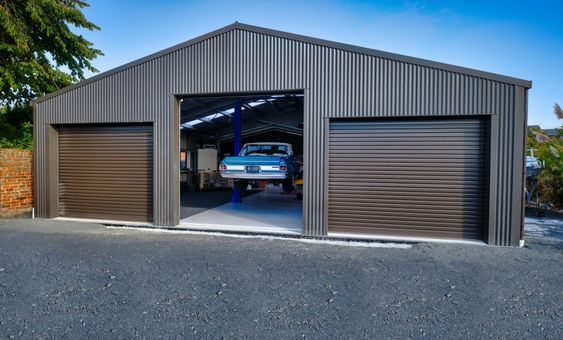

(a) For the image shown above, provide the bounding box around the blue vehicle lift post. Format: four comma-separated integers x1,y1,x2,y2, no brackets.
232,99,242,203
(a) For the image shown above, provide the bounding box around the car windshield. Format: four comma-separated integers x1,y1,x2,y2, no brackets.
240,144,288,157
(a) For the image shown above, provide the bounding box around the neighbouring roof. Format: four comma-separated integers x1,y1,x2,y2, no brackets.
32,22,532,105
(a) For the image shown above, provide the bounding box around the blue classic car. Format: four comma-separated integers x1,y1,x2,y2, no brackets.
219,142,297,192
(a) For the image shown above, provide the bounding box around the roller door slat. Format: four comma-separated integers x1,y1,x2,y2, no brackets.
328,118,486,240
329,195,482,205
329,225,482,239
328,203,482,213
58,125,153,223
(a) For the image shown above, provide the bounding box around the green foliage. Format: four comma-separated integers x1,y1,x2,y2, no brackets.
0,0,101,149
527,108,563,208
0,0,102,106
537,171,563,209
528,129,562,172
0,104,33,149
0,120,33,149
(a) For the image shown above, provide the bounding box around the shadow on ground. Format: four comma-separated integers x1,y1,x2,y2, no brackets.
180,188,260,219
525,207,563,251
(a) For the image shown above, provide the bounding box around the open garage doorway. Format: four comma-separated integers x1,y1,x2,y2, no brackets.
178,92,304,234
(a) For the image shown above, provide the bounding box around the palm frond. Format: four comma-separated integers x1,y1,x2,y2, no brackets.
555,103,563,120
535,133,550,142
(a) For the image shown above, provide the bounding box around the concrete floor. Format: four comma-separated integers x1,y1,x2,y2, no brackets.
180,185,303,234
180,188,260,219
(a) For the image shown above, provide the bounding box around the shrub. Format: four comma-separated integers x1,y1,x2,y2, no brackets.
0,105,33,150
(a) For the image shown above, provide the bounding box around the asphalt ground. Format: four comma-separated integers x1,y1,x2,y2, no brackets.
0,219,561,339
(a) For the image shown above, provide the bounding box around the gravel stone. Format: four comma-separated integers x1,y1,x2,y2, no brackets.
0,218,561,339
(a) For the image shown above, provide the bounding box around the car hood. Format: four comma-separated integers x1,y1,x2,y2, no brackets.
221,155,286,165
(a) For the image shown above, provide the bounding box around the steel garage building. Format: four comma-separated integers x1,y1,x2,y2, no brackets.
32,23,532,246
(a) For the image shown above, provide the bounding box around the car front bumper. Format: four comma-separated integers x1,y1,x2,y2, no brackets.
219,171,288,180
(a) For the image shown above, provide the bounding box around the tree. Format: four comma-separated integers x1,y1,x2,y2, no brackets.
527,103,563,209
0,0,102,106
0,0,102,149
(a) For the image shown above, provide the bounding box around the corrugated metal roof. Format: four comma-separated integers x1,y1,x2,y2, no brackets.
31,22,531,105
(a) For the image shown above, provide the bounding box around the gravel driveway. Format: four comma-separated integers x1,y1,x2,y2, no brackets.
0,219,561,339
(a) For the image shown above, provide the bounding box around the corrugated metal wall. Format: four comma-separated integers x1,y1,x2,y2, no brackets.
34,25,528,245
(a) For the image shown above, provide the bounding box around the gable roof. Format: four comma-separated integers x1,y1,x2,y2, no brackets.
32,22,532,105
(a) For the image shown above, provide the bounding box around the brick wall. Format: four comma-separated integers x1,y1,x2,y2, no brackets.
0,148,33,218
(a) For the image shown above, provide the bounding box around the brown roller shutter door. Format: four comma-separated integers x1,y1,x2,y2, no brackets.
328,119,487,240
58,125,153,222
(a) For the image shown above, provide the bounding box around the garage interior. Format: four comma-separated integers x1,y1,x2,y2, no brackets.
178,93,304,234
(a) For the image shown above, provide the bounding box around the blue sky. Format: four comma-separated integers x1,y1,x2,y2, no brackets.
79,0,562,128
